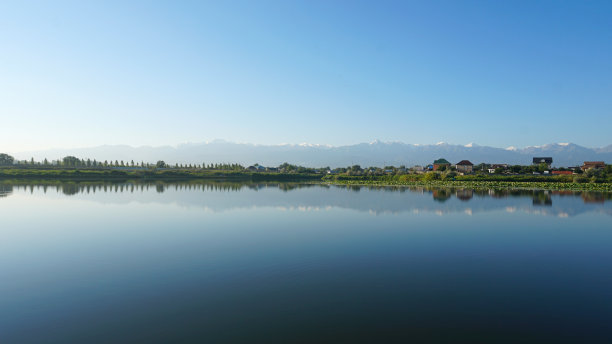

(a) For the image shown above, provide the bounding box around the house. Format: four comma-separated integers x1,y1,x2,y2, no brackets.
533,157,553,168
455,160,474,173
433,158,451,171
487,164,509,174
455,189,473,201
581,161,605,171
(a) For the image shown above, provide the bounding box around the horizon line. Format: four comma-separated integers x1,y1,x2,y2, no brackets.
8,140,612,154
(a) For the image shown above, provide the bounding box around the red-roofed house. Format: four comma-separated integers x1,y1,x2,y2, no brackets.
581,161,605,171
552,171,573,175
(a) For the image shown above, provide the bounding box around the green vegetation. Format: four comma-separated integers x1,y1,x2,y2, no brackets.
0,153,15,166
323,173,612,192
0,153,326,182
1,152,611,191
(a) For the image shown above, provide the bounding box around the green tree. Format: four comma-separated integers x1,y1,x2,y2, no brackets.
156,160,167,168
0,153,15,165
423,172,440,181
442,171,457,180
63,156,81,166
538,163,548,173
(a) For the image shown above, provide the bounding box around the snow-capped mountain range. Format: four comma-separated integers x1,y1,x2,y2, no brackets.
13,141,612,168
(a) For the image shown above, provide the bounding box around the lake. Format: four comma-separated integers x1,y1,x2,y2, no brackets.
1,182,611,343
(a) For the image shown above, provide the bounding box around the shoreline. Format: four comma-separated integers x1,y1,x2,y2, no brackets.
324,179,612,192
1,168,611,192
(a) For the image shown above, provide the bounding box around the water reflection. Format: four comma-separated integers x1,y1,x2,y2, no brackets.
0,184,12,198
0,180,320,196
1,181,612,343
1,181,611,217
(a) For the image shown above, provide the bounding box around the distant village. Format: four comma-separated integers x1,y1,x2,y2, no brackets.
317,157,608,176
0,152,609,178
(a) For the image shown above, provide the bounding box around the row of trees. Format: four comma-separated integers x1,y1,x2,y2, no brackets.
0,154,313,172
2,154,159,168
154,161,245,170
2,153,611,181
277,163,326,174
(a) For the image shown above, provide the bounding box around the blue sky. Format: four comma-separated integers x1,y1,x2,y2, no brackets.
1,0,611,152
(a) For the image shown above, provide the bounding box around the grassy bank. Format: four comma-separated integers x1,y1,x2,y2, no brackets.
3,167,612,192
323,174,612,192
0,168,322,182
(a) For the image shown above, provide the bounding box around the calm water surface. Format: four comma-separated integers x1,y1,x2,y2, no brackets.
1,182,611,343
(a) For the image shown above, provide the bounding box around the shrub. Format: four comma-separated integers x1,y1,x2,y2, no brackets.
423,172,440,181
573,175,589,183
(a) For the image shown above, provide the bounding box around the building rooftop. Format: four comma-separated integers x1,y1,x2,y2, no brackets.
533,157,553,164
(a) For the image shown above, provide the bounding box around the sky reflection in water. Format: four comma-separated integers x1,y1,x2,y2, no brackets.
1,182,611,343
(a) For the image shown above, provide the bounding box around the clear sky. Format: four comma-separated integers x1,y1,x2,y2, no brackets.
1,0,611,152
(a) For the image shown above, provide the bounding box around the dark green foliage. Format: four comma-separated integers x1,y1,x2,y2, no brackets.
278,162,320,173
62,156,81,166
433,158,450,164
0,153,15,166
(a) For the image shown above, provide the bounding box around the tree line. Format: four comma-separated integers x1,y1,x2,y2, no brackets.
0,153,314,172
2,152,610,181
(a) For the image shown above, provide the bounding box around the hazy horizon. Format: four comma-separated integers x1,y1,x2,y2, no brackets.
7,138,612,156
6,139,612,168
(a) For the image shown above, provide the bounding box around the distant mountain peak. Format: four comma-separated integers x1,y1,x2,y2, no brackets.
14,140,612,167
208,139,229,144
